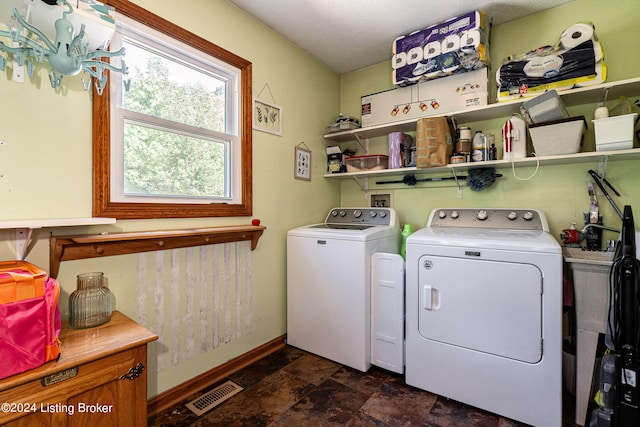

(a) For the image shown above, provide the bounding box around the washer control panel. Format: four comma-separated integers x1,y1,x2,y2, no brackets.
429,208,546,231
325,207,395,226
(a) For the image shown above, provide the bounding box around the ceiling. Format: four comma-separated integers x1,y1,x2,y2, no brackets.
228,0,575,74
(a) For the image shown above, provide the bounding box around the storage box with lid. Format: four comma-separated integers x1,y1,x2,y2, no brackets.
529,116,586,156
593,113,638,151
344,155,388,172
325,115,360,134
522,90,569,123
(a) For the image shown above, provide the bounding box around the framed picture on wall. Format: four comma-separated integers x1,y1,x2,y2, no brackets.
253,97,282,136
294,145,311,181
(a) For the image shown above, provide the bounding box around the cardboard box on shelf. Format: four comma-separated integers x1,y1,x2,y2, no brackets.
326,146,344,173
361,68,488,128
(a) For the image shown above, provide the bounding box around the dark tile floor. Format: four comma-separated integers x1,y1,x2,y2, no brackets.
148,345,581,427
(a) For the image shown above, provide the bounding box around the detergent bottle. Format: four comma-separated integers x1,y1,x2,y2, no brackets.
401,224,414,260
471,131,487,162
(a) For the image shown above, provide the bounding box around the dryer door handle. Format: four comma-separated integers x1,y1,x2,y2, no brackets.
422,285,440,310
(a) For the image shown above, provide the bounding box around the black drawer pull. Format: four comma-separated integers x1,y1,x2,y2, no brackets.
120,363,145,380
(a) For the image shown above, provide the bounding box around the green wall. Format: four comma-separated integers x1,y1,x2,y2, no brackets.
1,0,639,400
0,0,340,397
338,0,640,242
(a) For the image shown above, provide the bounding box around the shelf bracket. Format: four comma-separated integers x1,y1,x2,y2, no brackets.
15,228,35,261
593,155,610,196
353,134,370,155
597,155,609,178
352,176,369,195
451,169,463,198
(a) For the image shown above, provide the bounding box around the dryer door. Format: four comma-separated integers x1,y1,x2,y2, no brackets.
417,255,543,363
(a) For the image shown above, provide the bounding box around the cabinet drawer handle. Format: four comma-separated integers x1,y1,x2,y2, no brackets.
120,362,145,380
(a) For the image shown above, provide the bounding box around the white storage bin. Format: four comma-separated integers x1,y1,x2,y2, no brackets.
529,116,586,156
593,113,637,151
522,90,570,123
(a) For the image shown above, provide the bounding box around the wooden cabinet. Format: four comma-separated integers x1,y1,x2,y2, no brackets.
0,312,157,426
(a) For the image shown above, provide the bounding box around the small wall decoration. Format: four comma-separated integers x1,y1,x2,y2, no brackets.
253,83,282,135
294,143,311,181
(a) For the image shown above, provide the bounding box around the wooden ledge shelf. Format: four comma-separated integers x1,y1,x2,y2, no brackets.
49,225,266,278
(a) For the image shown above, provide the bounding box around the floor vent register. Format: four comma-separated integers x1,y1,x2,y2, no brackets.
186,380,244,416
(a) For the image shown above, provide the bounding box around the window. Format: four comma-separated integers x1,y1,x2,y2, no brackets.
93,0,252,219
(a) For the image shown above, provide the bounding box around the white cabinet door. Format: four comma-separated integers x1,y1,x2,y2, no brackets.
371,252,405,373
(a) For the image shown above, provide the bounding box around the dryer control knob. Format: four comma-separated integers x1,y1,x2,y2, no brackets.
451,211,459,219
438,211,447,219
523,211,534,221
353,210,362,218
379,211,387,218
477,210,488,220
339,210,346,217
369,211,377,218
331,210,339,217
507,211,518,220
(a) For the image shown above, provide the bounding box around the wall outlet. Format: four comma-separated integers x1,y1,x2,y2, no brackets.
371,193,391,208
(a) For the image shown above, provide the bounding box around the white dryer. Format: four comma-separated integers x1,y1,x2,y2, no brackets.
287,207,400,372
405,208,562,427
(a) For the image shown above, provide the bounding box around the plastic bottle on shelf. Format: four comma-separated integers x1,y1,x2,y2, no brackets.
401,224,413,260
486,132,496,160
472,131,487,162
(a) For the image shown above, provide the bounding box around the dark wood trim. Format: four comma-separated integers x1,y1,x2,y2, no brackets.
94,0,253,219
147,335,287,417
49,225,266,278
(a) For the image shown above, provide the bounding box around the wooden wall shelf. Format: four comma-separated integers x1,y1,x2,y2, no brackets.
49,225,266,278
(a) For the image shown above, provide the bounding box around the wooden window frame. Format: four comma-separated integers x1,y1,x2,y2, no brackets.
93,0,252,219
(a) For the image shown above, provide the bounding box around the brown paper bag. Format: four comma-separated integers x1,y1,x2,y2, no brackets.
415,117,454,168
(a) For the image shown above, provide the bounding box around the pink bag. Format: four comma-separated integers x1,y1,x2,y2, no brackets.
0,261,61,379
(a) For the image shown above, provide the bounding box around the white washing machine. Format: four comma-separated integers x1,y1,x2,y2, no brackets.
287,207,400,372
405,208,562,427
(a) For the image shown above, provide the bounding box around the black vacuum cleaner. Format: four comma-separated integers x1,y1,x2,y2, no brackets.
589,170,640,427
613,206,640,426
